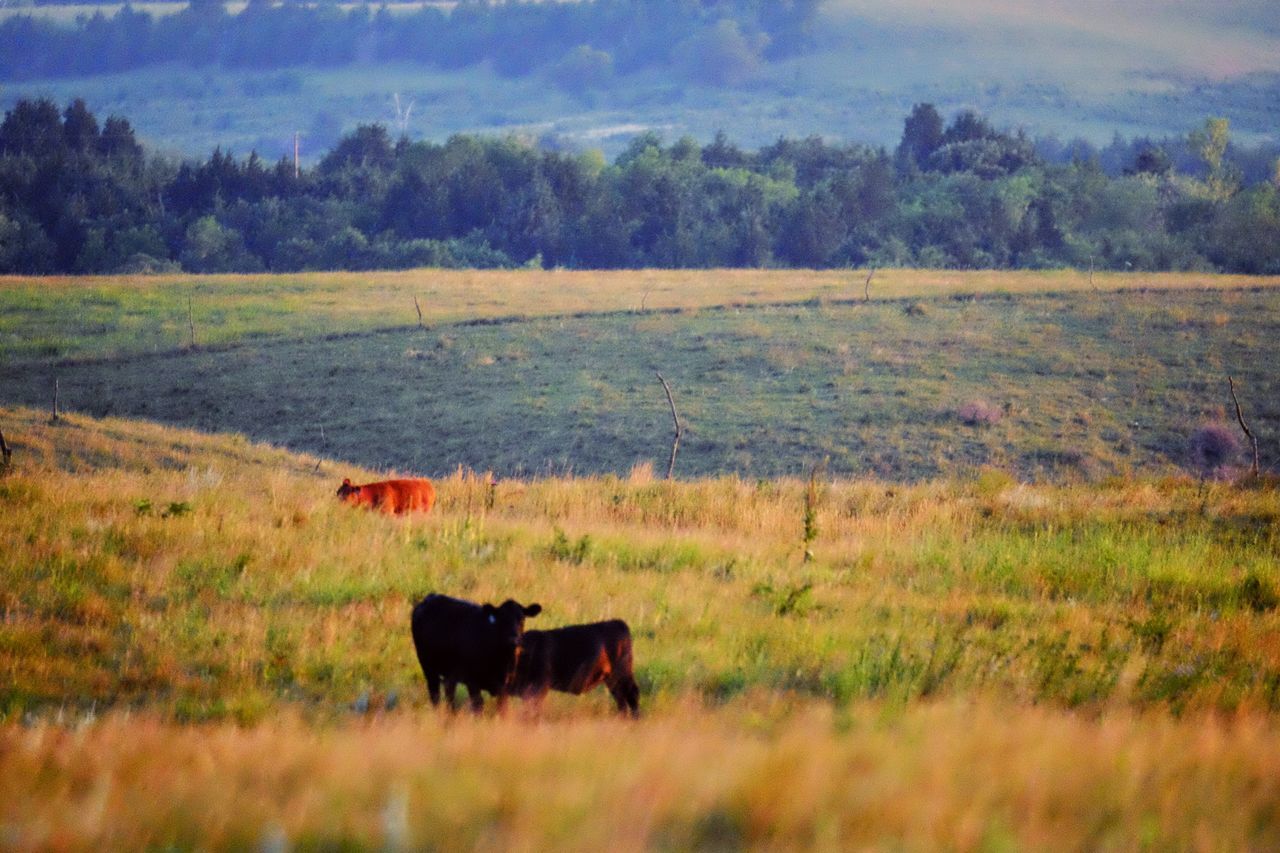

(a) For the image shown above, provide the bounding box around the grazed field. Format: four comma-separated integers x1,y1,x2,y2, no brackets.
1,406,1279,848
3,268,1275,363
3,279,1277,481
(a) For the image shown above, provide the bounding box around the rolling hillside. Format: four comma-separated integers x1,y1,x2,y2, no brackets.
3,270,1278,481
4,0,1278,159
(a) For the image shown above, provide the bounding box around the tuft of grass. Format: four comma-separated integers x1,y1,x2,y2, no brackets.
957,399,1003,426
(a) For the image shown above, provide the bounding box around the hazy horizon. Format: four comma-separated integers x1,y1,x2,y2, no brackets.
1,0,1276,159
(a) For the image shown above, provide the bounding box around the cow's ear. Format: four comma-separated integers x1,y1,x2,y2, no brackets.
342,478,351,486
524,603,542,617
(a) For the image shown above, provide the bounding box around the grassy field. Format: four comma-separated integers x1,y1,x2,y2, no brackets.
2,404,1280,847
2,268,1280,848
2,270,1278,481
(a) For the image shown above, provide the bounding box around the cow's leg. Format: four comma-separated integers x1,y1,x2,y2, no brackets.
626,678,641,717
465,683,485,714
444,679,460,711
610,676,641,718
606,678,629,714
521,688,548,719
425,671,442,707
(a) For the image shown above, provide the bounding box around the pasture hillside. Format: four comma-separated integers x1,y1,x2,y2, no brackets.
2,406,1280,847
2,270,1278,481
6,268,1272,363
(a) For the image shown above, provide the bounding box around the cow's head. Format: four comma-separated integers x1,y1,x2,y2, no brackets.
482,599,542,682
337,478,360,502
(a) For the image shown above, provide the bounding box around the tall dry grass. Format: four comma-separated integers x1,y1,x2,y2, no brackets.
4,403,1279,721
4,701,1280,850
3,405,1280,847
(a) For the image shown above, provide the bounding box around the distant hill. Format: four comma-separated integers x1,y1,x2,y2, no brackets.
0,0,1276,161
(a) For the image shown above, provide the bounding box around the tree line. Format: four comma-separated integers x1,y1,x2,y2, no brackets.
1,97,1278,275
0,0,817,87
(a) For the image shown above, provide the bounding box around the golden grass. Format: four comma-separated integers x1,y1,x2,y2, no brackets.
3,406,1280,847
5,268,1279,361
4,701,1280,850
4,403,1280,717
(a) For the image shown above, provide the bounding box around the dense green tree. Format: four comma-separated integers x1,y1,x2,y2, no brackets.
179,215,260,272
1128,145,1173,177
0,98,65,156
62,99,100,152
896,103,944,173
1208,185,1280,273
1,98,1278,275
1188,117,1241,201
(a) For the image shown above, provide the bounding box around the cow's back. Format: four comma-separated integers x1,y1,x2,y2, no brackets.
387,479,436,514
519,620,634,694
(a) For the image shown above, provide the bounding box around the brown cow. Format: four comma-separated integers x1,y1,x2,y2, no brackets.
512,620,640,717
337,478,435,515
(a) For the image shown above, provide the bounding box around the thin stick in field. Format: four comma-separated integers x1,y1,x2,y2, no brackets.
1228,376,1261,477
313,423,327,473
864,268,874,302
0,425,11,470
414,295,425,329
188,293,196,349
803,462,822,561
656,372,683,480
51,378,60,423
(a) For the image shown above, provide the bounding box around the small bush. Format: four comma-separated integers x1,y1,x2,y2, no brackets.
752,581,814,616
957,400,1002,426
1239,573,1279,613
1128,612,1174,654
547,528,592,565
1188,423,1240,475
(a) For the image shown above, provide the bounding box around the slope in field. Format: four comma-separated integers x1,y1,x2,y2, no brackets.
2,287,1276,481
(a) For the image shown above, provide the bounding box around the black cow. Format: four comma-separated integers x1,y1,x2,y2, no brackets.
410,593,542,713
512,620,640,717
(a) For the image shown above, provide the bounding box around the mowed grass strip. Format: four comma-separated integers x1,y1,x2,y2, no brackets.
4,268,1279,362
